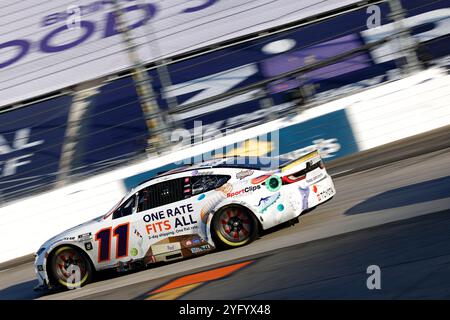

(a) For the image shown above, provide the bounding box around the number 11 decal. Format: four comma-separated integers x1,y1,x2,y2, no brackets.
95,223,129,263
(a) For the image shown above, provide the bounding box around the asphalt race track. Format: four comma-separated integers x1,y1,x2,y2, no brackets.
1,147,449,300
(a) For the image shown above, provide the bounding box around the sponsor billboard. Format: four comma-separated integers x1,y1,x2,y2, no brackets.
0,0,362,107
152,0,450,131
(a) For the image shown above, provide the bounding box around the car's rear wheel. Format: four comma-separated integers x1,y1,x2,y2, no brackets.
212,205,258,249
50,246,93,289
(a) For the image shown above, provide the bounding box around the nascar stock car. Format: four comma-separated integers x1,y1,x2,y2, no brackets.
34,150,336,290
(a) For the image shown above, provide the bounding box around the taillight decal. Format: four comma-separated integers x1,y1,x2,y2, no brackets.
282,174,306,184
281,159,324,185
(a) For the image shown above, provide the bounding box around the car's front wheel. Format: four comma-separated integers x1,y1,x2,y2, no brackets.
50,246,93,290
212,205,258,249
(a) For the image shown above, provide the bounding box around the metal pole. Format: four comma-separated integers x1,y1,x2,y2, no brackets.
138,9,179,111
56,81,102,187
112,0,169,153
387,0,422,74
136,0,179,131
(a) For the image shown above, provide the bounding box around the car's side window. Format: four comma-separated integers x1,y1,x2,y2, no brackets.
137,188,151,212
137,178,189,212
113,195,136,219
191,175,230,196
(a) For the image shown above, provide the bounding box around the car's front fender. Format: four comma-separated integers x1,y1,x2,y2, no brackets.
35,239,93,289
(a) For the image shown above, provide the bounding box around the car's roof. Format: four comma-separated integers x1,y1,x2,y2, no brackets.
138,156,290,186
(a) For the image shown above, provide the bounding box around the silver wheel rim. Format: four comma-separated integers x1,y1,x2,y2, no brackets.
217,207,252,243
54,248,87,284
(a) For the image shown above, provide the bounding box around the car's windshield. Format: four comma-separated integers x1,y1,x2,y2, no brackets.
113,195,136,219
102,196,125,219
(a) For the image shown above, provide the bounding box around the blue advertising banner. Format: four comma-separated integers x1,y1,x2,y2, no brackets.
0,95,72,198
277,109,358,160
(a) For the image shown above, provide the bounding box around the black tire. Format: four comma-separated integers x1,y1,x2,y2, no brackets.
212,205,258,249
50,246,93,290
287,216,299,226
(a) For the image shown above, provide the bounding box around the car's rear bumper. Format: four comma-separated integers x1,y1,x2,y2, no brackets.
257,173,335,229
306,174,336,209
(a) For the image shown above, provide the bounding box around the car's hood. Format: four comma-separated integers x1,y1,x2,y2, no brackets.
39,215,103,250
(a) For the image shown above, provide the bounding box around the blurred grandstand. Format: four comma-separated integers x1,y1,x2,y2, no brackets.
1,0,449,205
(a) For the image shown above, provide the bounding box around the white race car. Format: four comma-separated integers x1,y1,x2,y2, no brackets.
34,151,335,290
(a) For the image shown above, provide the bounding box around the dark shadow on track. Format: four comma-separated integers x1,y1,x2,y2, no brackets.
0,279,43,300
176,210,450,299
345,176,450,215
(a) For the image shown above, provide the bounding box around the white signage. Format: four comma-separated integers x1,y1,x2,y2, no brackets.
0,0,360,107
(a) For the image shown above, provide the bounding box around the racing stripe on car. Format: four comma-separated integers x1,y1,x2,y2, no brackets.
145,260,254,300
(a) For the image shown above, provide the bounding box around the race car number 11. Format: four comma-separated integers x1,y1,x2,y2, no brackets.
95,223,130,262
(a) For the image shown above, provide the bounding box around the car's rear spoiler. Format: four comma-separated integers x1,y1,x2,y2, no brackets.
279,149,321,173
